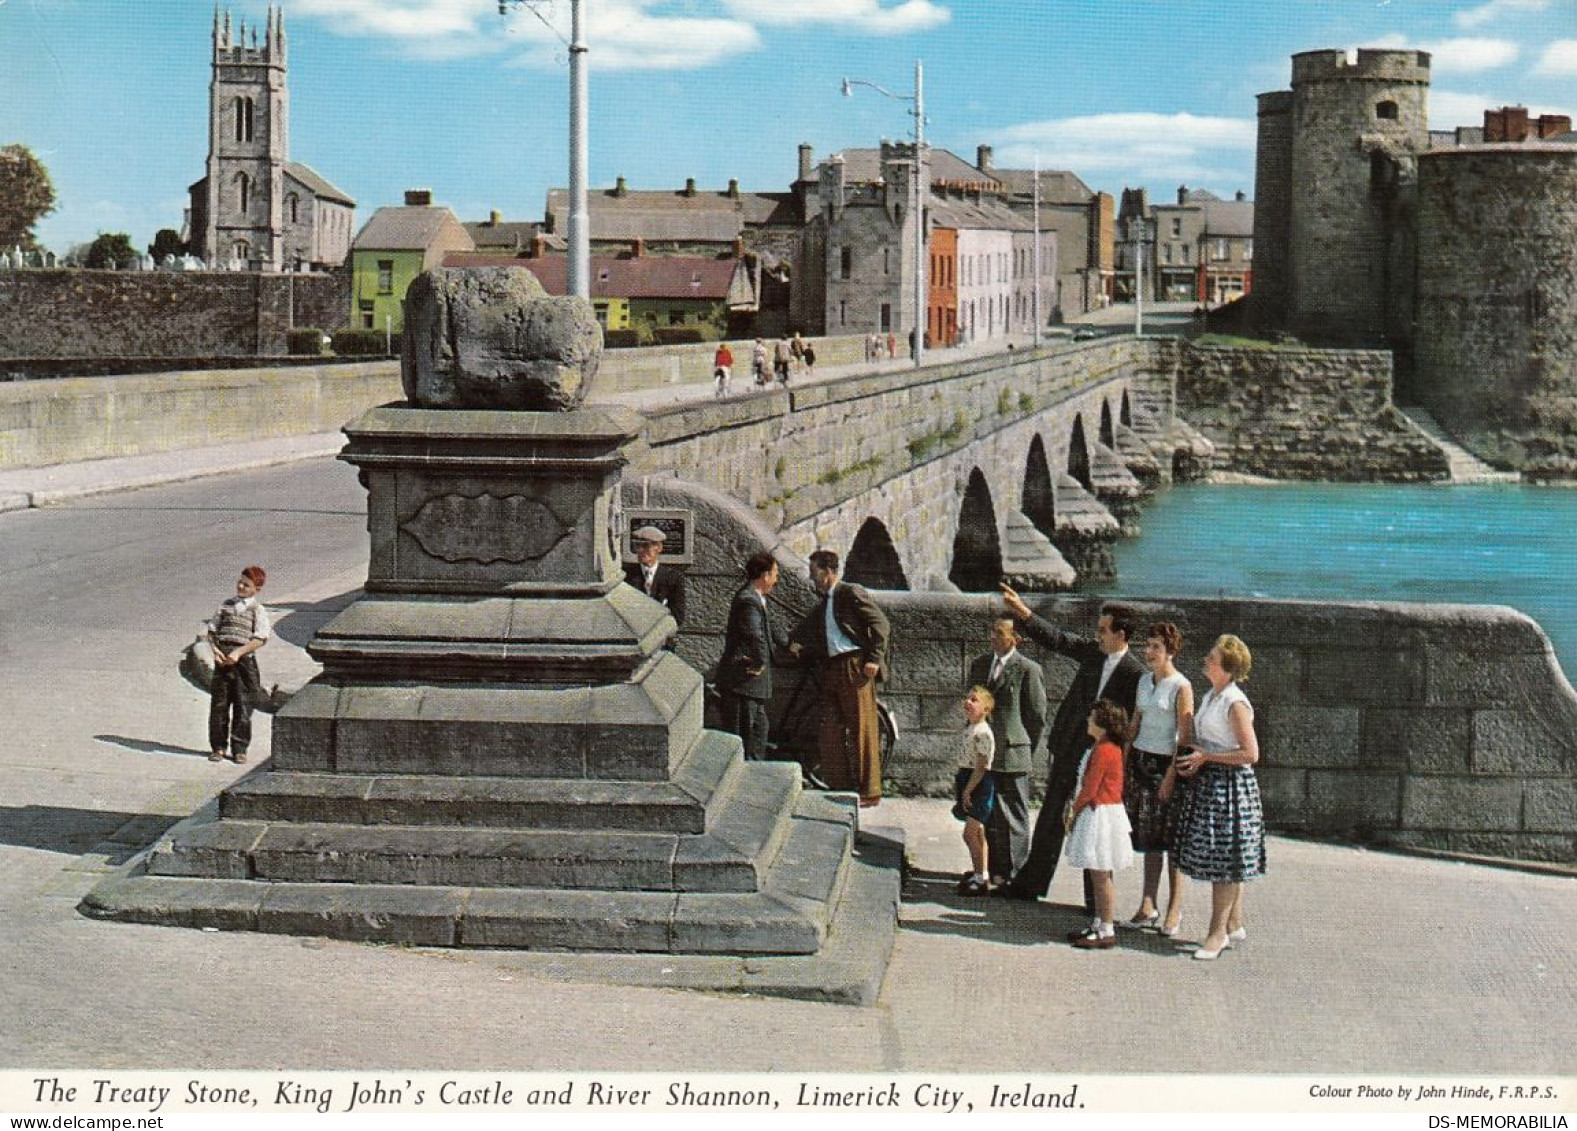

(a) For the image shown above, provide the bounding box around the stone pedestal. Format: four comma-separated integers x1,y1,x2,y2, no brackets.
84,404,897,979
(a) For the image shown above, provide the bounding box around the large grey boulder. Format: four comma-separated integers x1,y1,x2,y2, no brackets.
401,265,602,411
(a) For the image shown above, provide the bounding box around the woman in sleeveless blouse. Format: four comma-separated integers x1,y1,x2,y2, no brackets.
1122,622,1193,936
1172,634,1264,961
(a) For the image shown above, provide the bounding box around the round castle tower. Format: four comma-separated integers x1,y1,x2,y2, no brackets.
1284,49,1431,343
1413,144,1577,471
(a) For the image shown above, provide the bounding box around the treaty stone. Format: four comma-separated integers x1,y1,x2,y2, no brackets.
401,265,602,411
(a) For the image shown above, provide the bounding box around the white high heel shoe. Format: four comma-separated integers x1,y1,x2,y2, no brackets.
1228,926,1247,942
1159,918,1183,938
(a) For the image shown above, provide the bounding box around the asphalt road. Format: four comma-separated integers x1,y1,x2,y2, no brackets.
1,458,1574,1080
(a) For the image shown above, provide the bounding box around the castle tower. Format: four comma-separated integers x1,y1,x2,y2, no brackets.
1281,49,1431,344
201,6,289,270
1249,90,1294,329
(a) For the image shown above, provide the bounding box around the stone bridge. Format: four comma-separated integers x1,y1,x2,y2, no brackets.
628,339,1213,595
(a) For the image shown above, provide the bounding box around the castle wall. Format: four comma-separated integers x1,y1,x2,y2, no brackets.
1250,91,1294,329
1170,341,1449,481
1413,145,1577,474
1285,49,1430,344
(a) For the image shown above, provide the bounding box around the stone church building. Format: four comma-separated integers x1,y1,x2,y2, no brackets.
186,7,354,272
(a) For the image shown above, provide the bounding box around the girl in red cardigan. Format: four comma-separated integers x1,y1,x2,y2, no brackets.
1065,699,1136,949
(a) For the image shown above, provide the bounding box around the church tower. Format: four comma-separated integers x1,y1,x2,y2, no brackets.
200,6,289,270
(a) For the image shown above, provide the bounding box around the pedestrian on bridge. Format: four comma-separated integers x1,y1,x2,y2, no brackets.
205,565,271,765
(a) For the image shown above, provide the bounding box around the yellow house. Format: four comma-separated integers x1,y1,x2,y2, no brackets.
350,191,475,334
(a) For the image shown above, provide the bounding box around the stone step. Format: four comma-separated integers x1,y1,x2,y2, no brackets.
81,791,860,957
221,729,743,834
147,759,803,894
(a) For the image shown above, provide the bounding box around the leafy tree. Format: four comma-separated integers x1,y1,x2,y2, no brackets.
0,144,57,250
149,229,186,263
85,232,137,270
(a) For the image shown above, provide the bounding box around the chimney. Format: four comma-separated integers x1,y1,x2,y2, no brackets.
614,175,628,197
684,177,697,197
1540,114,1572,138
531,233,546,259
630,237,644,258
1235,190,1246,202
727,178,740,199
798,143,814,182
489,210,501,225
1177,185,1188,205
404,189,433,206
976,144,994,171
733,237,746,258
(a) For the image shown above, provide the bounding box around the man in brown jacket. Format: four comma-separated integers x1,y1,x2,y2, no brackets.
789,549,891,807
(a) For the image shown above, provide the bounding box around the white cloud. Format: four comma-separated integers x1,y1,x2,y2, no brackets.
722,0,949,35
1453,0,1548,28
1421,37,1520,72
289,0,499,59
1534,39,1577,74
583,4,761,70
992,113,1255,188
1429,89,1497,129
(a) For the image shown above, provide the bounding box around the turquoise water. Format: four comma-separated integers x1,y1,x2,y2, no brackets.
1095,483,1576,681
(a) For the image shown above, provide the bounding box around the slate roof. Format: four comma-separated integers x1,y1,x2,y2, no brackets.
991,168,1097,204
929,196,1034,232
544,186,793,242
353,206,474,251
1201,198,1254,237
439,253,745,302
831,146,1002,188
284,162,354,205
464,219,544,251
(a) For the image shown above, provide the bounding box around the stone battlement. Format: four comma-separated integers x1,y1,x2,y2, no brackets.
1291,48,1430,86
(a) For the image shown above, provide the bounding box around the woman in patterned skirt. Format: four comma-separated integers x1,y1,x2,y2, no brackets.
1172,634,1264,961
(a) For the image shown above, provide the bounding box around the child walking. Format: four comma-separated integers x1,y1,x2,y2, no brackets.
1065,698,1135,949
206,564,271,765
954,686,998,897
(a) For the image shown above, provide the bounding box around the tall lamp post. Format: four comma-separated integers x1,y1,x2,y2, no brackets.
1128,214,1151,338
841,60,926,368
500,0,590,301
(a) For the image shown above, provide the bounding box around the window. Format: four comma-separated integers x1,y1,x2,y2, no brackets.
1213,238,1229,261
377,260,394,294
1244,240,1253,261
1181,245,1191,265
359,299,374,330
840,246,852,280
669,310,685,325
1162,244,1173,265
236,172,250,215
883,248,890,275
1376,100,1399,120
593,301,609,329
839,299,847,327
880,303,891,332
1171,218,1182,238
287,194,299,224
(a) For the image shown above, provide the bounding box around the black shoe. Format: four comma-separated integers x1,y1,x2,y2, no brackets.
956,876,989,897
991,883,1038,901
1066,927,1098,942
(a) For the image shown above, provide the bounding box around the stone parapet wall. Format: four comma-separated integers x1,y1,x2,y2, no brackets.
1172,341,1450,481
649,472,1576,865
0,269,348,359
0,362,401,468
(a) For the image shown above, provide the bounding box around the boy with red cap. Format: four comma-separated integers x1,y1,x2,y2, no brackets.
205,565,271,764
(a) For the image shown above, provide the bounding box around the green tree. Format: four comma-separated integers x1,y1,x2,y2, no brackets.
148,229,186,263
0,144,57,250
85,232,137,270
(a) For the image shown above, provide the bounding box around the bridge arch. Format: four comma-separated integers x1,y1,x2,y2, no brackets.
1099,399,1115,448
1120,389,1133,427
1067,415,1092,490
949,468,1003,592
844,517,910,591
1022,433,1057,537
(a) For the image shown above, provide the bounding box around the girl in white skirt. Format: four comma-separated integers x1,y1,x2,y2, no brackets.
1065,699,1135,949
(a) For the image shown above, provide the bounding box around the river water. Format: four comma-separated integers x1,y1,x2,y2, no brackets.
1094,482,1576,682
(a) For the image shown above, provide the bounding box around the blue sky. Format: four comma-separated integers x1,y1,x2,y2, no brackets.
6,0,1575,252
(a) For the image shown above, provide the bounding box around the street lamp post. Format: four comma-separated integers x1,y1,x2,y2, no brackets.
841,61,926,368
500,0,590,301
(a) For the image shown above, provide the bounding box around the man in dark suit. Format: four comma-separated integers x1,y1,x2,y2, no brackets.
624,525,686,641
965,615,1047,892
788,549,891,807
716,551,786,760
995,586,1144,909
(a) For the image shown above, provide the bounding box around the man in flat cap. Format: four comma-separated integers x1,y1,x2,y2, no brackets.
624,525,686,642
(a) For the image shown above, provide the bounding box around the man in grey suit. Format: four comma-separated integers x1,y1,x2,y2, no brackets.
716,551,785,760
966,616,1048,892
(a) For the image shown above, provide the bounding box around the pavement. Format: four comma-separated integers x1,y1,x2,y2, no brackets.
0,342,1573,1088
